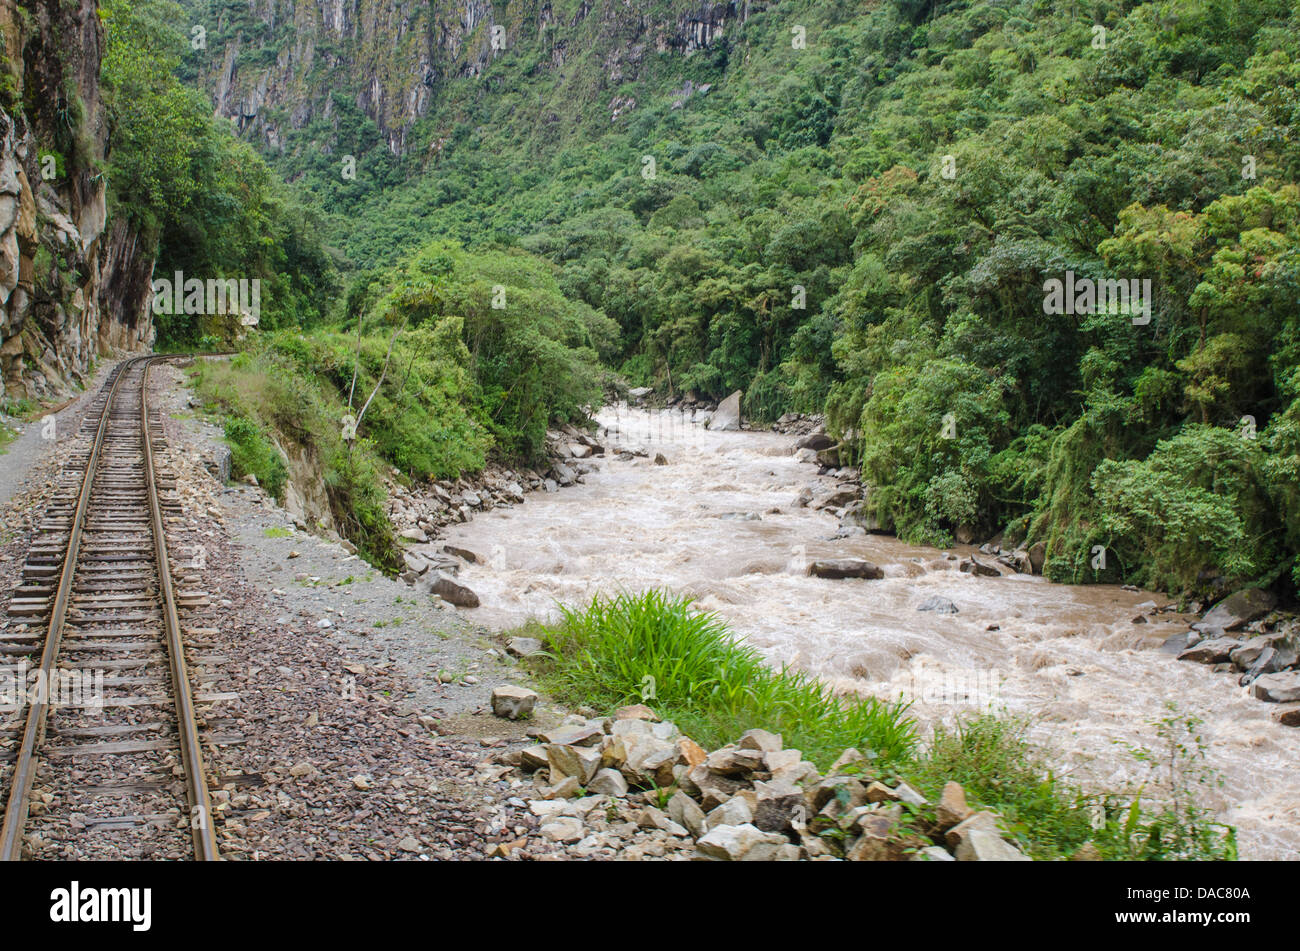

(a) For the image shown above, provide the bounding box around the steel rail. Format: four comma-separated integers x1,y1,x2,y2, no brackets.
0,357,140,860
140,358,219,860
0,355,220,860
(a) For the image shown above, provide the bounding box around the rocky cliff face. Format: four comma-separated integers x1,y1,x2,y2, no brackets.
0,0,153,399
193,0,752,157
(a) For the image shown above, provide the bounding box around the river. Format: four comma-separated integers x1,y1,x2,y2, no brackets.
444,406,1300,860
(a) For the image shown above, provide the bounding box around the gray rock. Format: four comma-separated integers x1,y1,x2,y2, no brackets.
587,767,629,797
752,779,803,833
937,781,971,829
546,744,602,785
959,557,1002,578
737,728,783,753
442,544,480,564
538,776,582,799
815,445,841,468
696,823,786,860
1251,671,1300,703
796,432,835,451
1159,631,1195,654
708,390,744,431
814,487,858,510
1202,588,1277,631
540,816,584,843
840,499,885,533
399,527,429,543
422,572,480,608
914,845,956,862
809,559,883,580
918,596,959,614
944,810,1002,849
705,796,754,831
519,745,549,771
1230,634,1297,671
402,551,430,575
1027,541,1047,574
506,636,544,658
955,829,1031,861
668,790,707,838
208,446,232,484
619,733,678,786
1178,637,1241,665
490,685,537,720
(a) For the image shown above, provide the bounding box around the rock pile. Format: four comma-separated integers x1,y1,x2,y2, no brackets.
481,705,1032,861
1175,589,1300,721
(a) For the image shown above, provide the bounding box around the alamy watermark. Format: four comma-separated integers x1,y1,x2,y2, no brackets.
1042,270,1152,325
895,658,1003,706
0,660,103,712
151,271,261,326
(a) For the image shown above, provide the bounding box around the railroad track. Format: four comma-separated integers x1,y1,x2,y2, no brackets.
0,356,220,860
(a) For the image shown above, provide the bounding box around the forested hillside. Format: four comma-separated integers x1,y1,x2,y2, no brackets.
155,0,1300,600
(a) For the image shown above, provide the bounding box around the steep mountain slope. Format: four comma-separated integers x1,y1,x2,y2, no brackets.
180,0,1300,599
191,0,749,155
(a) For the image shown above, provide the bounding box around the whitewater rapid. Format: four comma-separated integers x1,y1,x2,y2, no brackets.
444,407,1300,859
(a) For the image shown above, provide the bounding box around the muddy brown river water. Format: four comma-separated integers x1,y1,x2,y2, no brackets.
445,407,1300,859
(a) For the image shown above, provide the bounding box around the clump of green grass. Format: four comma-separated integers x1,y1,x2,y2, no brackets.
528,590,916,770
263,526,293,538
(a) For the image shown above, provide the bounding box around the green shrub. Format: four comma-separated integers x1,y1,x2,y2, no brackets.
223,416,287,501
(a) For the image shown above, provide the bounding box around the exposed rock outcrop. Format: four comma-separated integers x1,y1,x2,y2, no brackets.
0,0,153,399
189,0,752,158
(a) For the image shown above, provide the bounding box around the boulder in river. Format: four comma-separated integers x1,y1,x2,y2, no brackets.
1251,671,1300,703
442,544,480,564
918,596,959,614
795,431,834,451
959,557,1001,578
1202,588,1277,631
809,559,883,580
840,498,886,533
815,445,842,468
1177,637,1240,664
1027,541,1047,574
1230,634,1296,671
814,487,859,510
708,390,744,431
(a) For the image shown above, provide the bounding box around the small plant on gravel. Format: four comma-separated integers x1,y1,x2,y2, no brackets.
263,527,293,538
